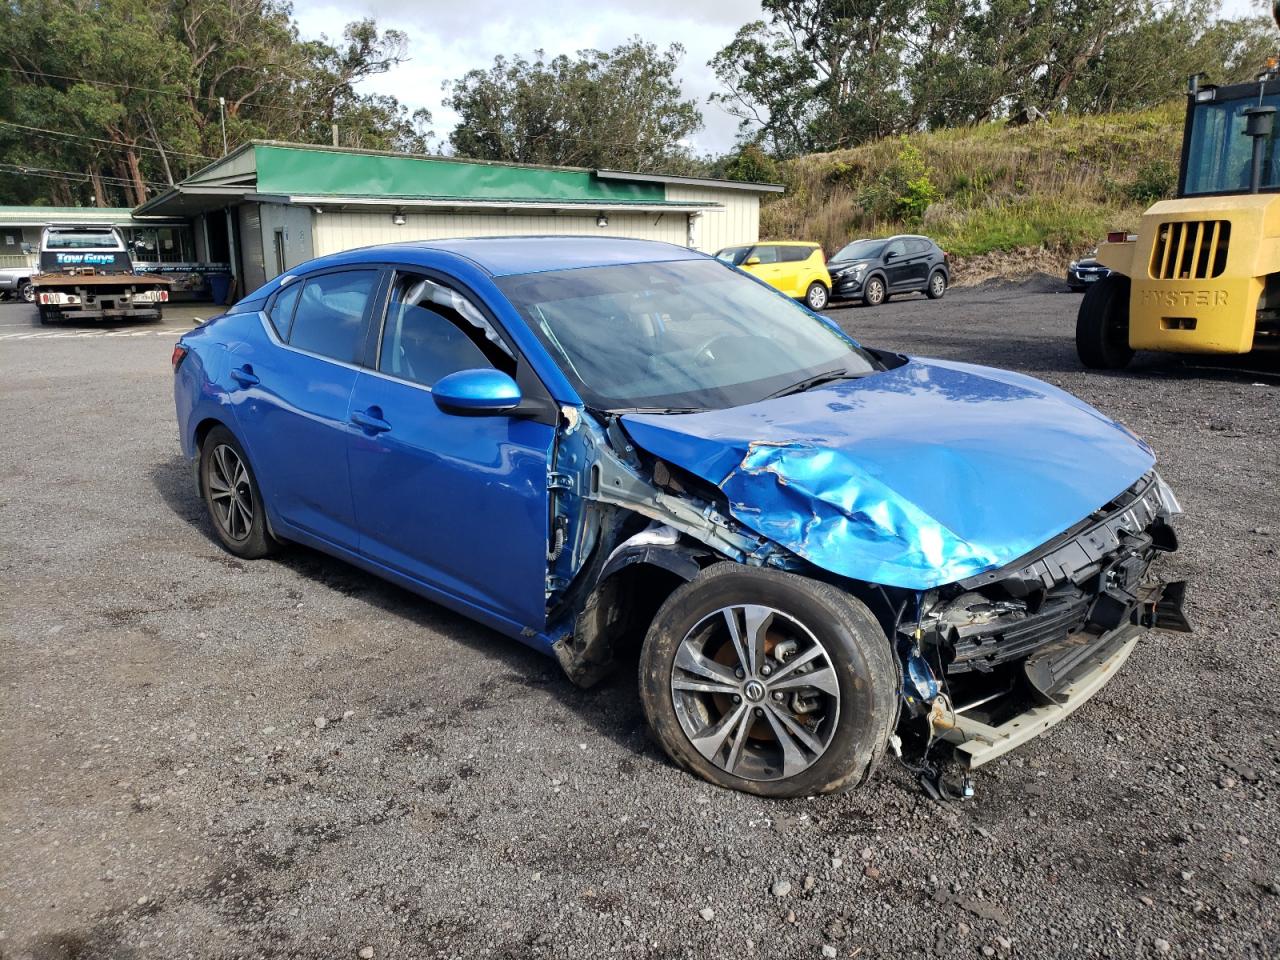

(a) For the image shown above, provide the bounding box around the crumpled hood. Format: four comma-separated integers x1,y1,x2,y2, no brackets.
621,358,1155,589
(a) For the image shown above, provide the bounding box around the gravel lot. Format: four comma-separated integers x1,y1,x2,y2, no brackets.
1,285,1278,960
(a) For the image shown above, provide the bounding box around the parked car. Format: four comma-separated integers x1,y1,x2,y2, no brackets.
173,237,1188,798
827,235,949,305
1066,251,1112,291
715,241,831,310
0,266,35,303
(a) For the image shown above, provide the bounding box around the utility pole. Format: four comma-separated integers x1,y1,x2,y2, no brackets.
332,123,339,147
219,97,228,156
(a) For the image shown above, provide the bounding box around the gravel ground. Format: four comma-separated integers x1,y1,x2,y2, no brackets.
1,287,1278,960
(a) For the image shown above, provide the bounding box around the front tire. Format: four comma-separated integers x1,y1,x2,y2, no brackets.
926,270,947,300
199,426,276,559
805,281,830,311
639,564,897,798
1076,274,1134,370
862,276,886,307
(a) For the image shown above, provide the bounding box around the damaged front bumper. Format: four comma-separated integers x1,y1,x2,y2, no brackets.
900,471,1190,768
932,578,1188,768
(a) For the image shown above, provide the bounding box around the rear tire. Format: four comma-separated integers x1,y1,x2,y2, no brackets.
926,270,947,300
18,280,34,303
1076,274,1134,370
862,276,886,307
638,564,897,798
199,426,277,559
805,281,830,311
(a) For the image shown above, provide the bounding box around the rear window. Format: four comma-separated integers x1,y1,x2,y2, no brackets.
287,270,377,363
778,246,816,262
45,230,120,250
270,282,302,339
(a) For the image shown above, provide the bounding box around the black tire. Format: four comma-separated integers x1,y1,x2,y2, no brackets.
926,270,947,300
862,276,886,307
804,281,830,311
199,425,277,559
18,280,34,303
1076,274,1134,370
638,564,897,798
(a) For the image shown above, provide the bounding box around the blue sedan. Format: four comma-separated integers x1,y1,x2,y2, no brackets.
172,237,1189,797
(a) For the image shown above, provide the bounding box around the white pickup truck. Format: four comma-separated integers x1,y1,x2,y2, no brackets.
32,226,171,324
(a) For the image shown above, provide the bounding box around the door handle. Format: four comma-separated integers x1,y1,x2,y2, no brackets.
350,407,391,434
230,365,259,387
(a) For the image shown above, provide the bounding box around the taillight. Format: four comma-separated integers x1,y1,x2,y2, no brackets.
159,290,169,302
171,344,188,372
1106,231,1131,243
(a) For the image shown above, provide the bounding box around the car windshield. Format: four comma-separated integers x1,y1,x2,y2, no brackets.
831,239,887,261
45,230,121,250
715,245,752,266
496,259,877,412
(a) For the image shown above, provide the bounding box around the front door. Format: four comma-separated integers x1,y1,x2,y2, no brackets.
882,239,911,290
345,270,555,630
230,267,380,550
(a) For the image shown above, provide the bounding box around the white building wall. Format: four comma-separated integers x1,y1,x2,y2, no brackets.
312,209,690,257
665,185,761,253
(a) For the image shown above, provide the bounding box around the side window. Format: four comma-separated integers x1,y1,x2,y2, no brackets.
269,281,301,339
779,246,811,263
907,239,929,255
750,245,779,264
884,240,906,259
287,270,377,363
378,272,516,388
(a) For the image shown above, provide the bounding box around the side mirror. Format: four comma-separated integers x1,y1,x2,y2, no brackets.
744,256,761,266
884,249,898,260
432,368,522,415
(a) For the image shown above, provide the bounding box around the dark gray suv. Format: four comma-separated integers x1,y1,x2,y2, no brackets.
828,235,950,306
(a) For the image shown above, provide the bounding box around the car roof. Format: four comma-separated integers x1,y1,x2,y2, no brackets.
756,241,819,247
315,236,707,278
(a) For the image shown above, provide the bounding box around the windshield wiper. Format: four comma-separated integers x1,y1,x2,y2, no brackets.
764,368,858,400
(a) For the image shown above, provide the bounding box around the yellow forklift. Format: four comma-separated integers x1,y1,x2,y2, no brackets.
1078,23,1280,368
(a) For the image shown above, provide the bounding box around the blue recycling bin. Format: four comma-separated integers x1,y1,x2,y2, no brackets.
207,273,232,305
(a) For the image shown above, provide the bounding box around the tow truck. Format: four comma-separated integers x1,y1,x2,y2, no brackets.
33,225,171,325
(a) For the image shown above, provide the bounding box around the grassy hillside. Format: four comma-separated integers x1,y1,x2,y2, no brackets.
761,104,1184,267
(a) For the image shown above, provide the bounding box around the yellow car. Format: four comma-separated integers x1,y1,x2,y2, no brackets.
715,241,832,310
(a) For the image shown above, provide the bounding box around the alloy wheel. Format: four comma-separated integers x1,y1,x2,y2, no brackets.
865,279,884,305
19,281,34,303
807,283,828,311
207,443,254,542
670,604,841,782
930,273,945,297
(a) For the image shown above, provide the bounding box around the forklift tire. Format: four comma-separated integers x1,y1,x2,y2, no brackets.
1076,274,1134,370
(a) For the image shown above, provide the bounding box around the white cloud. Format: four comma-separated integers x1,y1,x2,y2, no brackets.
291,0,763,155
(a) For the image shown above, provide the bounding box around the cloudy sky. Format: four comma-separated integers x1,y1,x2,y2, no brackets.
292,0,1268,156
291,0,763,155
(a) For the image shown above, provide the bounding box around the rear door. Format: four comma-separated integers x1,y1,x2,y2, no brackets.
345,268,556,630
230,267,380,550
776,245,813,296
904,238,933,288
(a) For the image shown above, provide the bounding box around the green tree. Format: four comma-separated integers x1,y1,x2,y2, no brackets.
446,39,702,171
0,0,431,206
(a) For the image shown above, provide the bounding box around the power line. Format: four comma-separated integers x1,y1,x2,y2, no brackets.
0,161,170,189
0,120,215,161
0,64,340,123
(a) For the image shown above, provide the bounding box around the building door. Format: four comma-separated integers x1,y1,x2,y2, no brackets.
273,228,286,277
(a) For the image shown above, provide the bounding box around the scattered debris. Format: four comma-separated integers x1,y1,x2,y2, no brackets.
771,879,792,898
698,907,715,922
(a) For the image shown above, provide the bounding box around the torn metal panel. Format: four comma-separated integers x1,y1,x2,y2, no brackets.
621,358,1158,589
